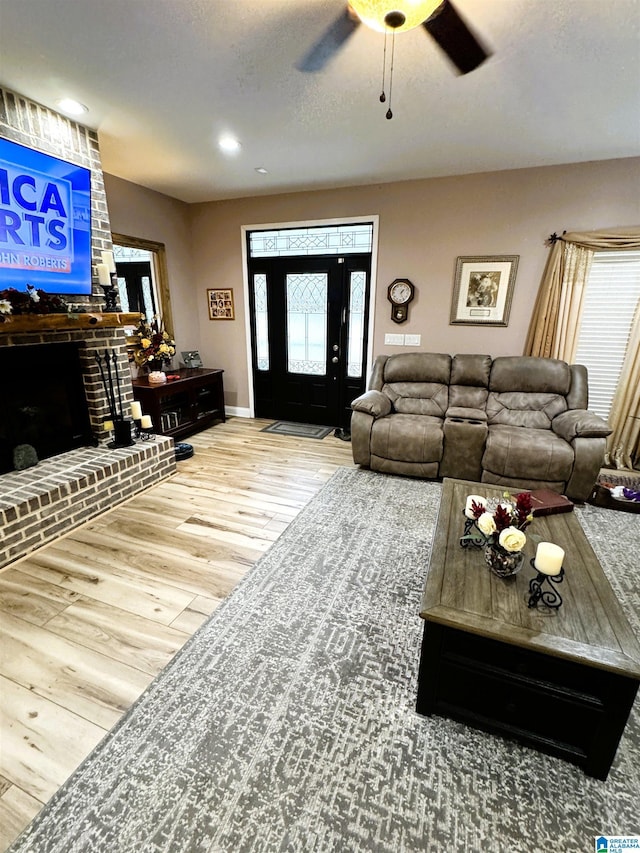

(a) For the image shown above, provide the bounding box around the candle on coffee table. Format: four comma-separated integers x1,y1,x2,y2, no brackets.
535,542,565,575
464,494,486,518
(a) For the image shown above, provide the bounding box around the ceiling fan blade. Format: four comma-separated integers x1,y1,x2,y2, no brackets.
296,7,361,72
422,0,491,75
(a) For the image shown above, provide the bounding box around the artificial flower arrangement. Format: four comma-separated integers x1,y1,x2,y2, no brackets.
0,285,68,316
464,491,534,553
133,314,176,369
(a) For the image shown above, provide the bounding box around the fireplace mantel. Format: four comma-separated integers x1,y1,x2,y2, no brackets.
0,312,141,335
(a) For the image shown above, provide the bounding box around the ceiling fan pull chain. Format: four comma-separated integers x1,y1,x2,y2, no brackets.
379,30,388,103
386,30,395,119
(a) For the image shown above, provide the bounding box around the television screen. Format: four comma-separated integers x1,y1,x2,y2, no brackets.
0,136,92,295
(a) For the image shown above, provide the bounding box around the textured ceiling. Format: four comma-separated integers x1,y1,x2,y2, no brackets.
0,0,639,203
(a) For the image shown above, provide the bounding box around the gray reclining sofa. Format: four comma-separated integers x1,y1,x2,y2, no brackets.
350,353,611,501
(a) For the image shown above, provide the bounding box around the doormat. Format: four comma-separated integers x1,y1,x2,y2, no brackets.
261,421,333,439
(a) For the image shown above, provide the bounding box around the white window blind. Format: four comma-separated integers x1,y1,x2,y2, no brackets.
574,250,640,421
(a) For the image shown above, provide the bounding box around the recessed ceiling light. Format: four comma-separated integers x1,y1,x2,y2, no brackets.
56,98,88,116
255,167,268,175
218,135,241,153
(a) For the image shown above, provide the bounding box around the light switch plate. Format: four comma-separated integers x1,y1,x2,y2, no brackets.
384,333,404,345
404,334,421,346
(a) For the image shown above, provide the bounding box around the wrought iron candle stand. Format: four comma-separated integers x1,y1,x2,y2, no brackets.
132,418,156,441
527,558,565,610
101,272,119,312
460,513,485,548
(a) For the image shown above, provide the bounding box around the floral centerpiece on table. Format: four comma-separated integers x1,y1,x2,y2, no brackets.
133,315,176,370
0,285,69,316
464,491,534,576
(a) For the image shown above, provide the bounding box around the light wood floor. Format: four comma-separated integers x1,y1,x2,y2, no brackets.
0,418,355,851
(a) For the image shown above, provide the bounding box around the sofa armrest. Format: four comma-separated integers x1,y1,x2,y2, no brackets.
351,390,392,419
552,409,612,441
445,406,487,422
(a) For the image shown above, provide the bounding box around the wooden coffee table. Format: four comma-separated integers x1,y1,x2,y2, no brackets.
417,478,640,780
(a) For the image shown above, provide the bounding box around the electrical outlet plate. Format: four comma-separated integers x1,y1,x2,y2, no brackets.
404,334,421,346
384,333,404,345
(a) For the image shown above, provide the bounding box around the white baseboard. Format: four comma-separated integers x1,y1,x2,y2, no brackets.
225,406,252,419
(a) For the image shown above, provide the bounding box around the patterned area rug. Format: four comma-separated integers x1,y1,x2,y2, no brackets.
260,421,334,439
9,470,640,853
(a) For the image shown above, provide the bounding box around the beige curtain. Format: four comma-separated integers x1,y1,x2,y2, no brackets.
607,299,640,469
525,226,640,469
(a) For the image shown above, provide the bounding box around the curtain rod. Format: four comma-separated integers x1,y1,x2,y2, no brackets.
546,231,567,245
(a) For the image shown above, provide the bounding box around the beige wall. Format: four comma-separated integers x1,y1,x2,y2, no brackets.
104,158,640,412
103,173,196,353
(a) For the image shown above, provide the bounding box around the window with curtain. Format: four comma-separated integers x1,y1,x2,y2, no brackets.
574,250,640,421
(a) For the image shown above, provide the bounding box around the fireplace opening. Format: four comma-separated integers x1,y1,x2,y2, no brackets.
1,342,94,474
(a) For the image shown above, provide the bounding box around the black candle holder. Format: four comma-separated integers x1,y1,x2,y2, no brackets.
101,272,119,312
460,512,485,548
111,418,134,448
133,418,156,441
527,558,565,610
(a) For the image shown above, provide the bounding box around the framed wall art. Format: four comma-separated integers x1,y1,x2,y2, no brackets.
207,288,235,320
449,255,519,326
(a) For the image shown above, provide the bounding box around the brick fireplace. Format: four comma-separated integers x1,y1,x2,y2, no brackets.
0,88,176,569
0,318,176,569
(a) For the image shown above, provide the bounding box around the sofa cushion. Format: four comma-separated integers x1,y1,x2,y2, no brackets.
450,354,492,386
370,414,444,463
384,382,449,416
490,356,572,395
486,391,568,428
449,385,489,410
383,352,451,384
482,425,575,481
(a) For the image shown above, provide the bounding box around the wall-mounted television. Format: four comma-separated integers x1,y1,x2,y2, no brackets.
0,136,92,295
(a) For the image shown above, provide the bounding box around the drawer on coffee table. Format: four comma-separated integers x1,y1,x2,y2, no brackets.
441,629,612,702
437,658,604,757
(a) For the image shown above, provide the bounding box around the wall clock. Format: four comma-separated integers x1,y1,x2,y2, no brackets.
387,278,415,323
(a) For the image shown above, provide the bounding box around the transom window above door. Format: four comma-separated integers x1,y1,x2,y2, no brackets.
249,223,373,258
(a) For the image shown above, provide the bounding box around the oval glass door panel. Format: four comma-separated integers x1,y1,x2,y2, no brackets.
286,272,327,375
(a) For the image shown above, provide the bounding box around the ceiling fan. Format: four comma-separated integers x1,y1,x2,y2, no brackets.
297,0,492,76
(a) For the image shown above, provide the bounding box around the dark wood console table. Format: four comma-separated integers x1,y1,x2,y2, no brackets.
132,368,225,439
417,478,640,780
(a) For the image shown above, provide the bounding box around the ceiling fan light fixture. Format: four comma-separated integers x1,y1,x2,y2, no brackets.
218,135,242,154
349,0,441,33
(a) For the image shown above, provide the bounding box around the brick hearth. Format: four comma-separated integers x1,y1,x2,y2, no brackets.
0,438,175,569
0,319,177,570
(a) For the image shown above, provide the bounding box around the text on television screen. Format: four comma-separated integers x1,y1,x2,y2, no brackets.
0,136,92,295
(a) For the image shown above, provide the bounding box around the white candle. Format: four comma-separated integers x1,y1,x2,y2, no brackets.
101,250,116,273
97,263,111,286
103,419,114,432
464,494,486,519
140,415,153,429
130,401,143,420
535,542,565,576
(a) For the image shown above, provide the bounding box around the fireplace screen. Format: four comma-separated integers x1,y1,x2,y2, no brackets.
1,342,93,474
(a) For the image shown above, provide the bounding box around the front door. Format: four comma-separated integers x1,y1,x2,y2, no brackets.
248,254,371,428
114,260,158,317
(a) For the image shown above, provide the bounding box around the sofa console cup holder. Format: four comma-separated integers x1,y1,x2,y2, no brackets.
445,416,486,427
